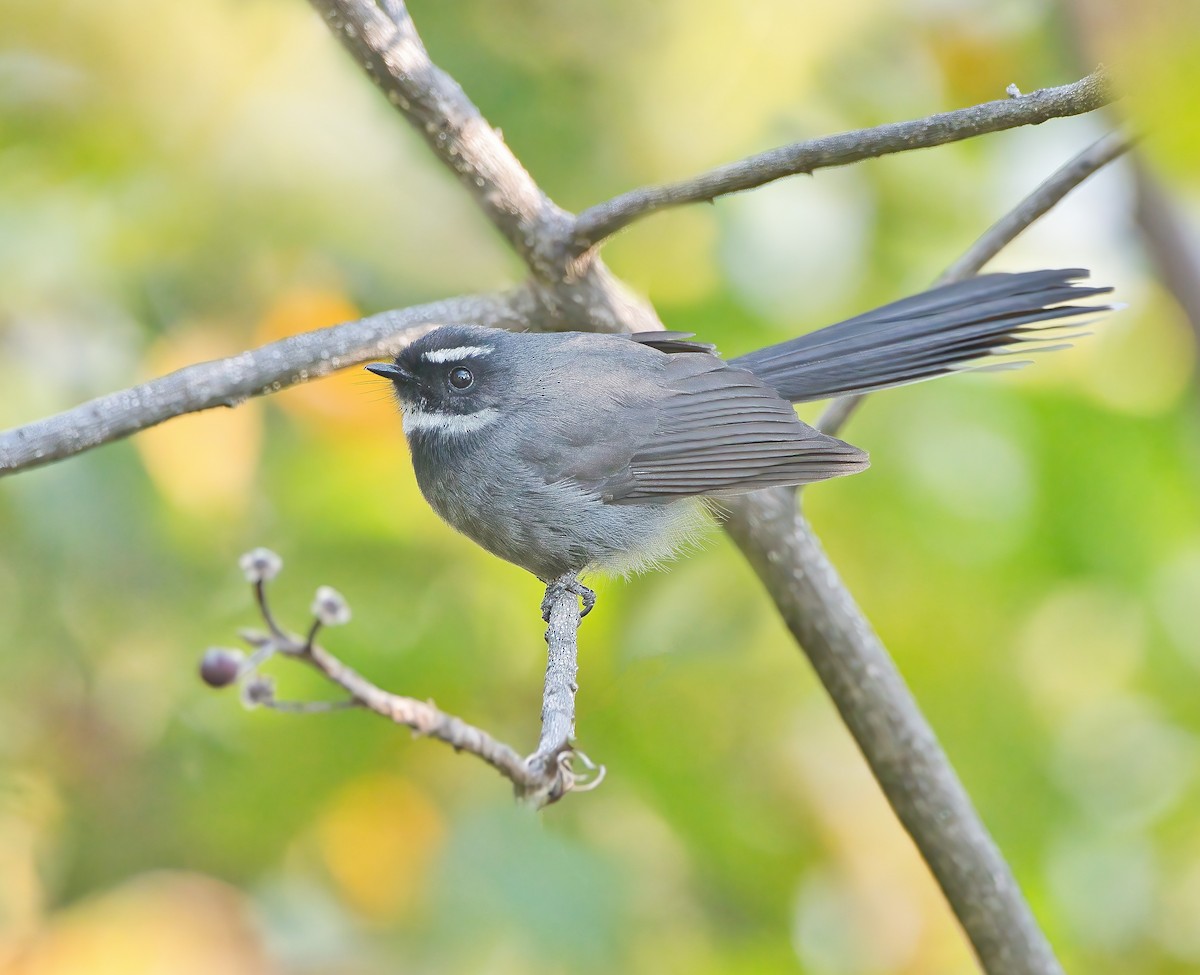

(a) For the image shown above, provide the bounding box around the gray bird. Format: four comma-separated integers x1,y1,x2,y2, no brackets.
367,269,1110,615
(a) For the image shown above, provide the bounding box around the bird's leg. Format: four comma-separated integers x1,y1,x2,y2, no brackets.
541,574,596,622
574,581,596,618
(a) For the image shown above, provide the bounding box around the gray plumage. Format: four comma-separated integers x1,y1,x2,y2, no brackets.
366,269,1111,582
731,268,1109,399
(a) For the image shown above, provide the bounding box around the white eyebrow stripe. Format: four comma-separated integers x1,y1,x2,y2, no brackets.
421,345,494,364
403,406,500,437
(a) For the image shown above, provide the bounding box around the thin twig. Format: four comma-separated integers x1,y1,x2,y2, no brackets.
937,130,1135,285
532,578,583,760
523,579,591,806
817,130,1134,437
572,71,1113,251
1132,157,1200,346
224,556,584,806
297,639,538,788
237,564,590,806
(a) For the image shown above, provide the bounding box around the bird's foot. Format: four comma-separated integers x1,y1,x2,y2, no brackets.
541,575,596,623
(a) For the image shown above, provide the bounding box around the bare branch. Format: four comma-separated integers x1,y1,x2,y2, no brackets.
938,130,1135,284
572,71,1114,252
308,0,662,330
0,292,523,477
722,500,1065,975
817,129,1133,437
532,577,584,759
307,0,571,277
299,641,535,788
213,552,596,808
1132,158,1200,345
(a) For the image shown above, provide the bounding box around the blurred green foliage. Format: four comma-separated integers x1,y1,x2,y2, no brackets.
1,0,1199,973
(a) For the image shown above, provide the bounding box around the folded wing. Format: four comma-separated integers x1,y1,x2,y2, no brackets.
600,354,867,503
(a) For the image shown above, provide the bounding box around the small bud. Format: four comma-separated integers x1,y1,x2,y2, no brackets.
242,674,275,708
199,647,244,688
239,547,282,584
311,585,351,627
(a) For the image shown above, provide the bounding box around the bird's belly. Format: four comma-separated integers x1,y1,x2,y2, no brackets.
416,465,708,580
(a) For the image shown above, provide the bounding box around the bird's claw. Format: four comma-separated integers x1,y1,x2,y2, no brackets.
541,576,595,622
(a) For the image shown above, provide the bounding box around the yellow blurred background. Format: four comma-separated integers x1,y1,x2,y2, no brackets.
1,0,1198,973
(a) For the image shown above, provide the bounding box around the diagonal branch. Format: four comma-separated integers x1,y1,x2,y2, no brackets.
1131,157,1200,346
308,0,571,278
816,129,1134,438
0,291,522,477
572,71,1113,252
938,130,1135,285
722,500,1064,975
308,0,662,330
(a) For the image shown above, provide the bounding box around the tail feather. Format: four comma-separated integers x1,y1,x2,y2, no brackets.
731,269,1113,403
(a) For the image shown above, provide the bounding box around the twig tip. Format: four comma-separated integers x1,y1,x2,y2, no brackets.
312,585,352,626
239,547,282,584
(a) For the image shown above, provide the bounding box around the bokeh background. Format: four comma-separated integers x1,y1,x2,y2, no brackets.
1,0,1198,972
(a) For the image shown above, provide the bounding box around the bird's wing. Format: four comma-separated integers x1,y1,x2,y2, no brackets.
625,332,718,355
596,353,868,503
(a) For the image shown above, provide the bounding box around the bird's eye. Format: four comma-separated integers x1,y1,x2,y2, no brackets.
448,366,474,390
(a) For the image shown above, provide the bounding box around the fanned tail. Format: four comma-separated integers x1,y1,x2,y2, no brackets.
731,269,1113,403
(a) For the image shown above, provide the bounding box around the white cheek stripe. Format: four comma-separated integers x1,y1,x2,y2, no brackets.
421,345,493,364
403,406,500,437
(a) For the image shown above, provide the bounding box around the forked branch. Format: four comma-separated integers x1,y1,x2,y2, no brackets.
201,549,599,808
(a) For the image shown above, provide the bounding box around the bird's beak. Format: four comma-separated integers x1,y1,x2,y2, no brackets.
365,361,413,383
